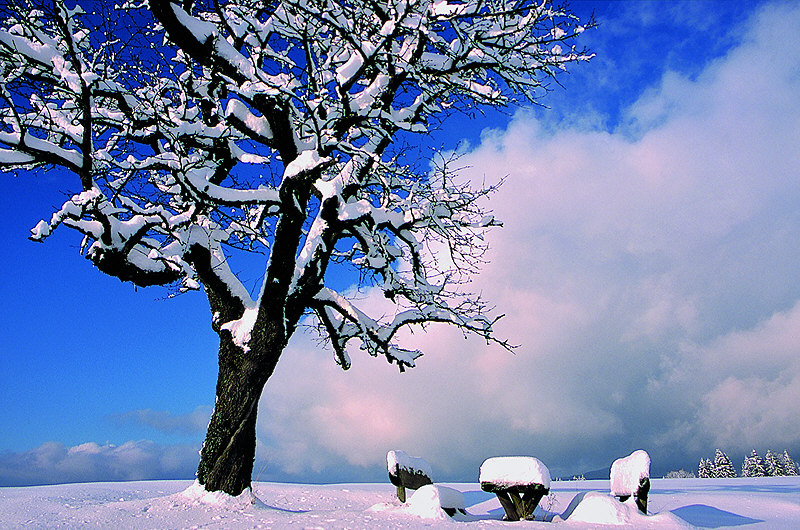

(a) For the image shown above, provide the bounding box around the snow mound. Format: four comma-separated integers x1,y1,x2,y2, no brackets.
406,484,465,519
559,491,692,527
413,485,465,510
370,484,465,521
562,491,643,524
611,449,651,496
479,456,551,489
180,481,262,509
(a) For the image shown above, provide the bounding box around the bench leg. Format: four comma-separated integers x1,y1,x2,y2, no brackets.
396,484,406,503
510,492,528,520
636,478,650,514
496,490,546,521
495,491,520,521
514,490,546,520
635,493,647,514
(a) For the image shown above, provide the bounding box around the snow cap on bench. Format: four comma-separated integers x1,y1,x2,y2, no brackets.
387,450,433,478
610,450,651,497
479,456,551,489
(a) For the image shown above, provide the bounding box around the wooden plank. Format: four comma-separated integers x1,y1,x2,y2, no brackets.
388,466,433,501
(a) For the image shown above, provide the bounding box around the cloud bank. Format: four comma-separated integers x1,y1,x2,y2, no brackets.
0,441,198,487
255,1,800,480
0,407,209,487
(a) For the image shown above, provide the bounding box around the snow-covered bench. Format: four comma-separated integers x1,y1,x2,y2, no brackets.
479,456,551,521
610,449,651,514
387,450,433,503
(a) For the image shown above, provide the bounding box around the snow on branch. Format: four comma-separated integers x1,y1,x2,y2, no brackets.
313,287,424,371
3,0,589,365
0,1,278,300
313,282,514,372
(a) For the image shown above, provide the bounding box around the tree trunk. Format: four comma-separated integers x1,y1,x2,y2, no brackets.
196,326,282,496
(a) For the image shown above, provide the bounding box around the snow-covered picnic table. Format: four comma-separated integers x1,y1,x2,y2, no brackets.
479,456,551,521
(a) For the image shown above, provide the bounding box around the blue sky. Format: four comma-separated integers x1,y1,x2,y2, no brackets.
3,0,800,486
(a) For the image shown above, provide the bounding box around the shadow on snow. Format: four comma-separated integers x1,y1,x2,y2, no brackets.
671,505,763,528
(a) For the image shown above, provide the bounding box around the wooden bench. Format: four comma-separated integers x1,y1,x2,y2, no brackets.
610,449,650,514
387,450,433,503
479,456,551,521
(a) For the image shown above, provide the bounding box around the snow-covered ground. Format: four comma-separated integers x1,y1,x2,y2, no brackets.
1,476,799,528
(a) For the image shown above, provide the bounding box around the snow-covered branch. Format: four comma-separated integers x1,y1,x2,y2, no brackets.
3,0,588,368
313,284,513,372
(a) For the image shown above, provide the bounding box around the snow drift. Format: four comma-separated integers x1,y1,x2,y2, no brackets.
2,476,799,528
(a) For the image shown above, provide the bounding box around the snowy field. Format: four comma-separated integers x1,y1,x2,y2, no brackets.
1,476,799,528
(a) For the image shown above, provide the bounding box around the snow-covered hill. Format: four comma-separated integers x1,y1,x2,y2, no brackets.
1,476,799,528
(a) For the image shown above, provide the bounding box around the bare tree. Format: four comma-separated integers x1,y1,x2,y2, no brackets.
1,0,592,495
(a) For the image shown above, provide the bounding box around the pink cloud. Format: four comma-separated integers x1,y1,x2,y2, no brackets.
254,1,800,479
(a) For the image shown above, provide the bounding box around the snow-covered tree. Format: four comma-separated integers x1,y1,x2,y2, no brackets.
764,450,784,477
698,458,714,479
0,0,592,495
713,449,737,478
742,449,766,478
781,450,799,476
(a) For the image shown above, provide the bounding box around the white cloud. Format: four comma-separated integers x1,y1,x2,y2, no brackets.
254,1,800,479
0,441,198,487
666,300,800,451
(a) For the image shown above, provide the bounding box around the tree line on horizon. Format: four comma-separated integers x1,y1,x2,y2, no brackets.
697,448,799,478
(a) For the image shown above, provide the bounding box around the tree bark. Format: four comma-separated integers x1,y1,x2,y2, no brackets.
196,323,283,496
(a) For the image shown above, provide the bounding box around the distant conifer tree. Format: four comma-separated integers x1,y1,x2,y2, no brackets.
713,449,737,478
764,450,784,476
698,458,714,478
742,449,766,477
781,450,799,476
